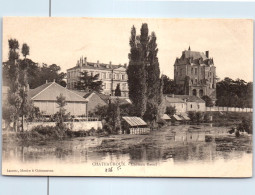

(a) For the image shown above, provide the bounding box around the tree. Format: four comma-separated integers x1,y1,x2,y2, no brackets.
127,25,147,117
202,95,214,107
165,106,176,116
127,24,162,122
115,84,121,96
162,74,176,94
54,94,70,129
20,43,31,131
144,31,161,124
75,71,103,93
216,77,253,108
7,39,22,132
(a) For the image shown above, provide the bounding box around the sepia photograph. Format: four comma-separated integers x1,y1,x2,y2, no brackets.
1,17,253,177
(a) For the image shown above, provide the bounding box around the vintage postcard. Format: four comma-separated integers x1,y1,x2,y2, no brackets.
1,17,253,177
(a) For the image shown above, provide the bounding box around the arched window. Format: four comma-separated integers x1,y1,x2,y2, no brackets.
192,89,197,96
199,89,203,97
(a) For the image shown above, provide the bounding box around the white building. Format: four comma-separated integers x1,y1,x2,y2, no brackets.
67,57,129,97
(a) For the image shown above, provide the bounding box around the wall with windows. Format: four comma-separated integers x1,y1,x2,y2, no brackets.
186,102,206,112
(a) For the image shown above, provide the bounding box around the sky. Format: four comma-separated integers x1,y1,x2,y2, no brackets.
2,17,253,82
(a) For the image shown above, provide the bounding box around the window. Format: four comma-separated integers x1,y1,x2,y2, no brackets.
190,104,193,108
195,68,197,75
198,105,200,109
122,74,125,80
109,73,112,79
191,68,193,74
102,73,106,79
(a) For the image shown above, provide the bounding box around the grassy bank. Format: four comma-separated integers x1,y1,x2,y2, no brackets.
2,125,108,144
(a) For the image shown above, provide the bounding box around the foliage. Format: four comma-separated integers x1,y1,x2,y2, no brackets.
237,117,252,134
53,94,71,129
115,84,121,96
202,95,214,107
216,77,252,108
6,39,22,131
165,106,176,116
161,74,177,94
3,61,66,89
203,112,211,123
75,71,103,93
188,111,204,123
127,23,162,121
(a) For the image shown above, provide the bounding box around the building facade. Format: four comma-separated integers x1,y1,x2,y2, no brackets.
67,57,129,97
28,82,88,116
174,47,217,100
163,94,206,113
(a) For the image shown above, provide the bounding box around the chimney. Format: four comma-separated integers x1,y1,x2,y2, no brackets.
205,51,209,58
109,61,112,68
124,63,127,68
97,60,100,67
84,57,87,66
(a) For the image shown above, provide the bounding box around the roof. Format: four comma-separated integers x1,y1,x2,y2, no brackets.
28,82,87,102
172,114,183,121
165,95,185,103
162,114,171,120
110,97,132,105
182,50,208,60
174,95,205,103
175,48,214,66
179,113,190,121
122,117,147,127
67,62,127,72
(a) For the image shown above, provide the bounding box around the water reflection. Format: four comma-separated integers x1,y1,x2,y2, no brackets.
2,125,251,165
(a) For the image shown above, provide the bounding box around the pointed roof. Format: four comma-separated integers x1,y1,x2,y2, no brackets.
28,82,87,102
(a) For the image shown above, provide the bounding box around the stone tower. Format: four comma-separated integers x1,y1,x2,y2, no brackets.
174,47,217,100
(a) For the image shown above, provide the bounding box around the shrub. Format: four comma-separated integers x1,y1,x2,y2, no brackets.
103,123,112,134
203,112,211,123
165,106,176,116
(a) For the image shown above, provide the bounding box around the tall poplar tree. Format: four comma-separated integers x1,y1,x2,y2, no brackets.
127,24,162,124
127,25,148,117
144,32,161,124
20,43,30,131
7,39,22,131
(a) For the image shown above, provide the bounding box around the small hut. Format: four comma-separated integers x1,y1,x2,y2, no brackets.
171,114,183,124
122,117,150,135
160,114,171,126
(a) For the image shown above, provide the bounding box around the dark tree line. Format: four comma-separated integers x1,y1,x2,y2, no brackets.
3,60,66,89
127,23,162,125
216,77,253,108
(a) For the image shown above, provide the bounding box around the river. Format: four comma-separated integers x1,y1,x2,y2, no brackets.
2,124,252,165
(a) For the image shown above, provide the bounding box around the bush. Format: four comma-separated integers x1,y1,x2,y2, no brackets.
203,112,211,123
237,117,253,134
165,106,176,116
103,123,112,134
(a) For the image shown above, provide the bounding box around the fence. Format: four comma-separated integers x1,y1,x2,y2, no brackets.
24,121,103,131
206,106,253,113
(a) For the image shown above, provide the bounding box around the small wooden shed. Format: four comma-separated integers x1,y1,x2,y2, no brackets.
122,116,150,135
